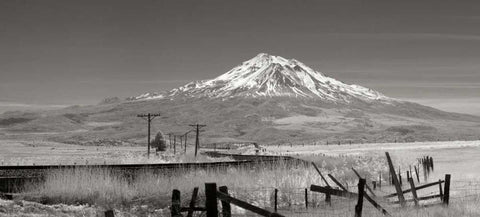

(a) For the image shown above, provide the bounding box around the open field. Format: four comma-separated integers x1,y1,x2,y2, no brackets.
0,139,232,165
266,140,480,181
1,140,480,216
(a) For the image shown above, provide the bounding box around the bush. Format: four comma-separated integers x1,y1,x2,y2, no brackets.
151,131,167,152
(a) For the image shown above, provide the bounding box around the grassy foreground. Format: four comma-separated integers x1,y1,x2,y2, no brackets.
16,153,480,217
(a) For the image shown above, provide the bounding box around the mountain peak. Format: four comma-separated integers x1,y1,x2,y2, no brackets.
131,54,390,102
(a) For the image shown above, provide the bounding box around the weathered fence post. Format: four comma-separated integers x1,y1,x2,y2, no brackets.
274,188,278,212
408,178,419,208
305,188,308,209
432,157,435,170
104,210,114,217
385,152,406,207
379,173,382,189
325,186,332,205
219,186,231,217
355,178,366,217
443,174,451,206
187,187,199,217
409,165,412,181
398,168,402,186
205,183,218,217
423,161,428,182
414,166,420,183
171,189,183,217
438,179,443,202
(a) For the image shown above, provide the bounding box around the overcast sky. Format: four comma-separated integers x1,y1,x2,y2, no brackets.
0,0,479,115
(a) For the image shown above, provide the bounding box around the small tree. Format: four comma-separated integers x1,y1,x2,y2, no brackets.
151,131,167,152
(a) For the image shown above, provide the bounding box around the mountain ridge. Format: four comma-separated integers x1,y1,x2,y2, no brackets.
129,53,390,103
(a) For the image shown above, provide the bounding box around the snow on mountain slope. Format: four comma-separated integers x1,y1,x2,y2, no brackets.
132,53,390,103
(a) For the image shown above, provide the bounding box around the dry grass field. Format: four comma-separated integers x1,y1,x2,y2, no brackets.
1,140,480,216
0,139,231,165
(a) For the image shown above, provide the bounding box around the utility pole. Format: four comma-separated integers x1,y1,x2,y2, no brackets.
182,130,193,154
189,124,206,157
137,113,161,158
173,135,176,154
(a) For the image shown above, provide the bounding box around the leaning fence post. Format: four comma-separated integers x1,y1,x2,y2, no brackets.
385,152,406,207
355,178,366,217
414,166,420,183
205,183,218,217
171,189,183,217
219,186,231,217
187,187,199,217
408,178,419,208
443,174,451,206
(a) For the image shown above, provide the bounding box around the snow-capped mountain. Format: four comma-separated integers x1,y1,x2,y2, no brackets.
131,53,390,102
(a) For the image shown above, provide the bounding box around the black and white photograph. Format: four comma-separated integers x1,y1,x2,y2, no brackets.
1,0,480,216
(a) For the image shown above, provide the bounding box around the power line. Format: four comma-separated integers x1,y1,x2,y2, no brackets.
189,124,206,157
137,113,161,158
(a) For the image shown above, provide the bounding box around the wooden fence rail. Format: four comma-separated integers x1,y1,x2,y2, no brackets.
384,180,445,198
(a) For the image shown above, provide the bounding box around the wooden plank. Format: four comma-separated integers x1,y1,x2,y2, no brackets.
391,194,442,204
216,191,284,217
384,180,445,198
328,174,348,191
205,183,218,217
181,207,206,212
219,186,231,217
443,174,451,206
385,152,406,207
408,178,419,207
186,187,199,217
355,179,366,217
171,189,183,217
310,185,357,199
312,162,331,187
352,168,376,197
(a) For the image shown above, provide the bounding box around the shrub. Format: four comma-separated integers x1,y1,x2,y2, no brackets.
151,131,167,152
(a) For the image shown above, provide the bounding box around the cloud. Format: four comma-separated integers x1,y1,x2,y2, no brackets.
325,32,480,41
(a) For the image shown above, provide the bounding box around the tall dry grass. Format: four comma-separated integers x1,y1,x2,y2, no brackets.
18,154,480,217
